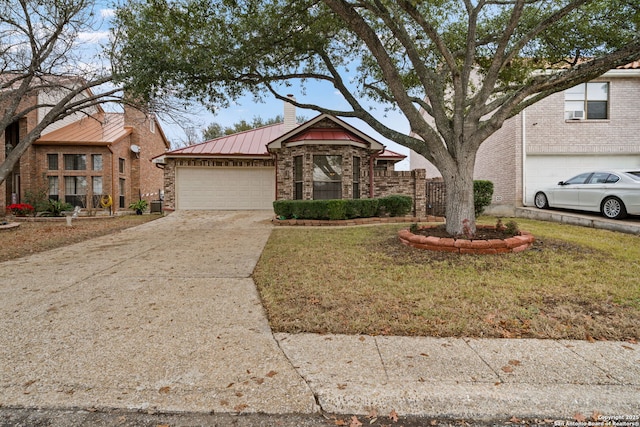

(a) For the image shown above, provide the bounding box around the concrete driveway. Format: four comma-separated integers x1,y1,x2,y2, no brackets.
0,211,317,414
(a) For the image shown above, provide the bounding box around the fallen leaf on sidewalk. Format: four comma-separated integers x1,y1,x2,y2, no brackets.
574,413,587,422
266,370,278,378
508,360,521,366
234,404,248,412
350,415,363,427
501,365,514,373
389,409,399,422
158,386,170,394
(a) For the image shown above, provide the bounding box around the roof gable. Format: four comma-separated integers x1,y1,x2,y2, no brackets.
267,114,385,151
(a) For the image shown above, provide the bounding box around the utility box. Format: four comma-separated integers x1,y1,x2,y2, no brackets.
150,200,163,213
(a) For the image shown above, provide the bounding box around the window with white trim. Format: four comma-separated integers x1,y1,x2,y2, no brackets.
564,82,609,120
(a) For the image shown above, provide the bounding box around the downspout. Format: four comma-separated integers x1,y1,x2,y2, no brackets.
107,144,115,214
521,110,527,206
273,152,278,202
369,153,375,198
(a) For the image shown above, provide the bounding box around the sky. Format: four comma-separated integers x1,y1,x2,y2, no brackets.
88,2,412,169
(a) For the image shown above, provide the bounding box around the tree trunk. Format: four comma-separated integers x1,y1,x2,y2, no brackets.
441,159,477,237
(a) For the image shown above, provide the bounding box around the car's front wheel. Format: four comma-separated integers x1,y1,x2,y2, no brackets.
601,197,627,220
534,192,549,209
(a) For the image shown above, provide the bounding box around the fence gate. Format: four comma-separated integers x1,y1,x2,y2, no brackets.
426,181,446,217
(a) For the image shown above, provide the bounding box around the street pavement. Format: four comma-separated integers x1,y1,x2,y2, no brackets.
0,211,638,424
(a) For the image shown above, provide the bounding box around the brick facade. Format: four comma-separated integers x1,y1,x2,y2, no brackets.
1,100,169,215
412,71,640,212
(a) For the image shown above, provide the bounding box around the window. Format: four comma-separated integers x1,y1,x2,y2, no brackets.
64,176,87,207
92,154,102,171
313,155,342,200
48,176,59,201
119,178,126,208
293,155,303,200
352,156,360,199
564,82,609,120
119,158,125,174
150,117,156,133
64,154,86,170
47,154,58,170
564,172,592,185
92,176,103,208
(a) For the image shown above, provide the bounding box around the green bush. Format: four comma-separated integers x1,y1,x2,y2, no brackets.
43,200,73,217
345,199,379,219
273,197,402,220
377,195,413,217
474,180,494,217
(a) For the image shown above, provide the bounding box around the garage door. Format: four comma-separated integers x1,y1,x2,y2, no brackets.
176,167,275,210
524,155,639,206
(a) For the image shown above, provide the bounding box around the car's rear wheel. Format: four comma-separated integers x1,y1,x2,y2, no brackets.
601,197,627,219
534,192,549,209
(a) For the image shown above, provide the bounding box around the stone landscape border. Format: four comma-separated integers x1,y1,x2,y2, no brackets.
398,225,535,254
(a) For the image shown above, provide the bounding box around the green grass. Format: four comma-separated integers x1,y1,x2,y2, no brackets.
253,218,640,340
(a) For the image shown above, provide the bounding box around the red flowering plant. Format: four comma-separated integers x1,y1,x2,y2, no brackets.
6,203,35,217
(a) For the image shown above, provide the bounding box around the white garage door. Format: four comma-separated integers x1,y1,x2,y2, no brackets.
176,167,275,210
524,155,640,206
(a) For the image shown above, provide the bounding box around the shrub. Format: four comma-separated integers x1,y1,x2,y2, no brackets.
6,203,35,216
24,188,50,213
377,195,413,217
274,197,398,220
345,199,379,219
43,200,73,217
474,180,494,217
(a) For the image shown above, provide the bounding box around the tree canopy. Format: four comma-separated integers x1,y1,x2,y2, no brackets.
113,0,640,234
202,115,308,140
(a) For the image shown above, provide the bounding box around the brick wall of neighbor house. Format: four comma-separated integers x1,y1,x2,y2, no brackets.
525,77,640,155
124,107,167,204
474,114,521,211
29,144,114,209
162,158,276,211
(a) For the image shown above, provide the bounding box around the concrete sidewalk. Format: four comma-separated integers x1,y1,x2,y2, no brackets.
1,211,638,421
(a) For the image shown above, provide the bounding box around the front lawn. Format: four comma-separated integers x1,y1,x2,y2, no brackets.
253,218,640,341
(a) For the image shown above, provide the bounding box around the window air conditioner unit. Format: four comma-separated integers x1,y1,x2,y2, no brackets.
569,110,584,120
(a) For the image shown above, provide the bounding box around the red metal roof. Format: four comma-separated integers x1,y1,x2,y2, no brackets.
287,128,367,144
167,123,286,157
35,112,130,145
378,149,406,159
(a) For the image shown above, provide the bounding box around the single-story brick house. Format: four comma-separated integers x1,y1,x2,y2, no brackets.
154,99,428,213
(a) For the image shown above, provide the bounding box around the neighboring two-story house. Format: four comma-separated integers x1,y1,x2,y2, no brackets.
1,85,170,214
410,62,640,214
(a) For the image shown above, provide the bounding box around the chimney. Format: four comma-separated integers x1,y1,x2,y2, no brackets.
284,94,296,132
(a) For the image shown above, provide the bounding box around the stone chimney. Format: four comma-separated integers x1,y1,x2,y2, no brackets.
283,94,296,132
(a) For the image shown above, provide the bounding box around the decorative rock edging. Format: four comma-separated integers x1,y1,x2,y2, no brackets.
398,225,535,254
0,222,20,231
272,215,445,227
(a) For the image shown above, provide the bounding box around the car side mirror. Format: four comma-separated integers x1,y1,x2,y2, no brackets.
558,181,566,185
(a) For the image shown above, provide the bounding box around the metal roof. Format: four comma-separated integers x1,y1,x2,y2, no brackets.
166,123,286,157
35,112,131,145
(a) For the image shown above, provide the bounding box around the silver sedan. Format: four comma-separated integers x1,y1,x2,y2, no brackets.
534,170,640,219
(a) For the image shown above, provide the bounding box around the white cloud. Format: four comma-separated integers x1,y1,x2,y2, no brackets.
77,31,110,43
101,8,115,18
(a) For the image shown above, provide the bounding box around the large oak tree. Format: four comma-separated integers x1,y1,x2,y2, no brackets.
113,0,640,235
